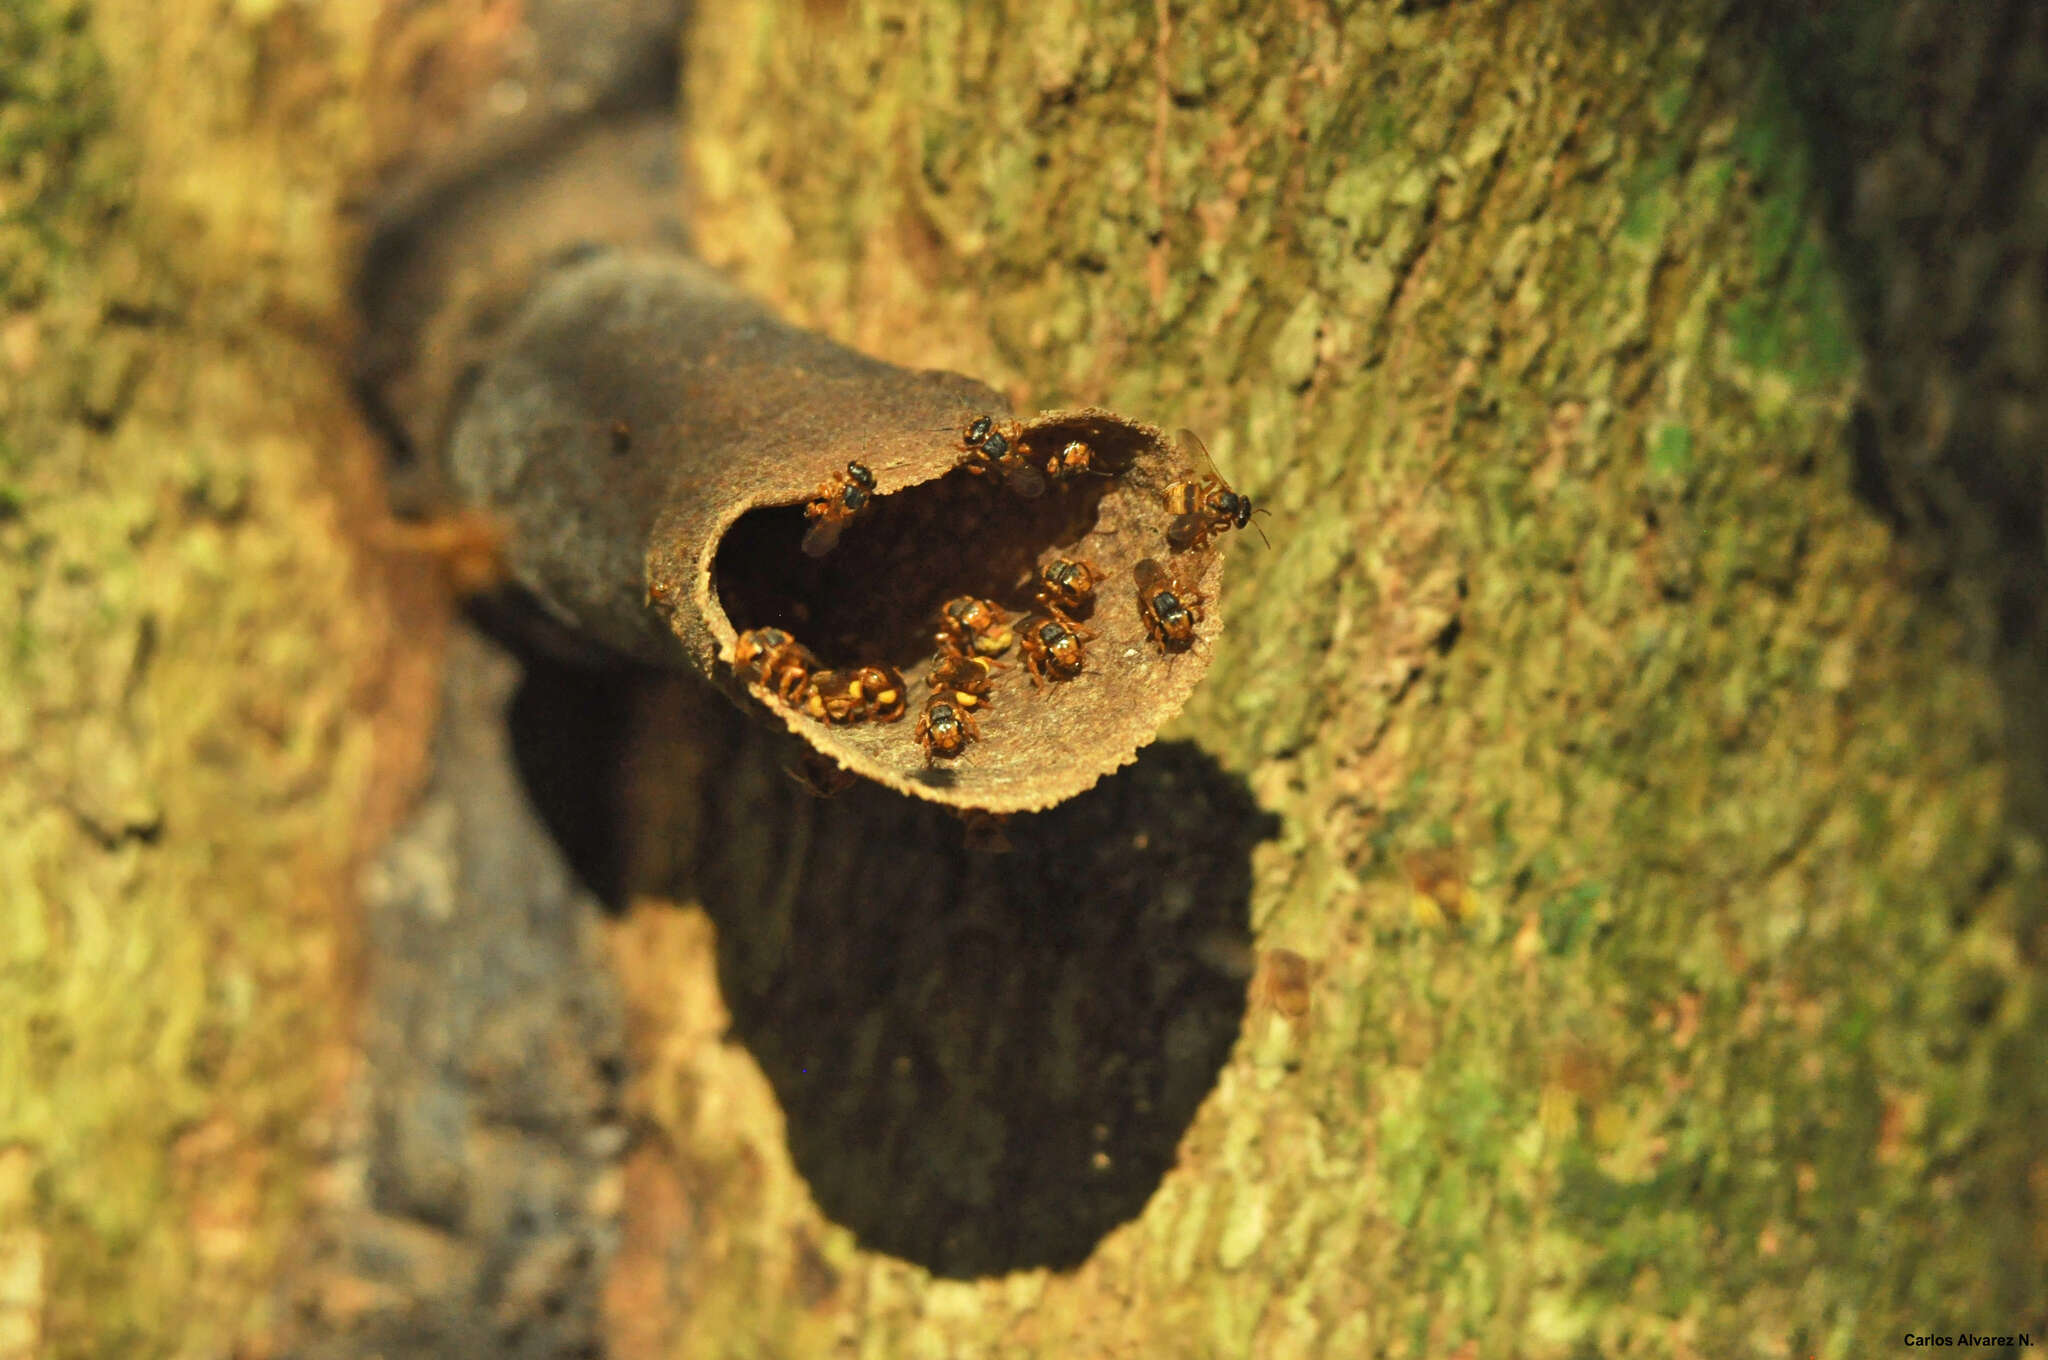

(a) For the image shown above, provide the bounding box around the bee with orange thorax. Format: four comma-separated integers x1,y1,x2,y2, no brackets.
1034,557,1101,622
934,595,1015,659
802,461,877,557
804,663,908,725
915,695,979,761
959,415,1047,498
1163,428,1269,552
1134,557,1201,652
1019,614,1091,686
925,652,1001,709
734,627,819,704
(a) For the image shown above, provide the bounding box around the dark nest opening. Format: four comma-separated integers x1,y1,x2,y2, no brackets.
711,415,1144,672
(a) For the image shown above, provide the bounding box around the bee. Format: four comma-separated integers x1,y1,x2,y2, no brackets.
734,627,819,704
853,663,908,723
804,669,868,724
959,415,1046,498
1134,557,1201,651
934,595,1016,658
1019,614,1092,687
1044,439,1109,483
1164,428,1269,552
914,695,980,761
1034,557,1101,620
925,652,1001,708
802,461,878,557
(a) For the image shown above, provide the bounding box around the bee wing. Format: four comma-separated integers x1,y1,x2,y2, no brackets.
1002,463,1047,499
1175,427,1221,481
800,517,846,557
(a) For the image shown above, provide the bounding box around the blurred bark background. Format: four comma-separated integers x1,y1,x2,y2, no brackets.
2,1,2043,1357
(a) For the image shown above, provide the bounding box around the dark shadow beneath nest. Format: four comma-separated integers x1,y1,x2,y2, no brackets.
684,728,1280,1278
497,652,1279,1276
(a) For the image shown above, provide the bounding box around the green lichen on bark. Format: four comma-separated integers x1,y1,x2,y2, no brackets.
675,1,2047,1355
1,4,394,1356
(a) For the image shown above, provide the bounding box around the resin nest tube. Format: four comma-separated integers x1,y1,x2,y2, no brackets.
446,252,1226,813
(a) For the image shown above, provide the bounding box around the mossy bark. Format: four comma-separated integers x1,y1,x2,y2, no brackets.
0,4,433,1357
589,1,2047,1357
6,1,2044,1357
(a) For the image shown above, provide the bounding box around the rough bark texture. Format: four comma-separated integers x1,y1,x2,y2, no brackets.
6,0,2046,1357
0,4,439,1358
596,0,2046,1356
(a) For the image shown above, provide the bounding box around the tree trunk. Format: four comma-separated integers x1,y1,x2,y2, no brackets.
3,0,2042,1357
609,0,2047,1355
0,3,443,1357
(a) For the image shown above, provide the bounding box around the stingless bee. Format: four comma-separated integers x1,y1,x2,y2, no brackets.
803,663,909,724
1134,557,1202,651
959,415,1046,498
1019,614,1092,687
804,669,867,724
853,664,908,723
802,460,878,557
925,652,1001,708
1044,439,1110,483
1034,557,1101,621
734,627,820,704
914,696,980,761
934,595,1016,658
1164,428,1269,552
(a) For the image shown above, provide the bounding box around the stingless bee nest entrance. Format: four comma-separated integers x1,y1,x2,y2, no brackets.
674,410,1230,812
714,419,1134,667
439,252,1232,813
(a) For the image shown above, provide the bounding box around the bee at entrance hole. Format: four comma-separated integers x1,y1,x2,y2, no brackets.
925,653,1001,708
934,595,1015,658
1044,439,1110,483
958,414,1046,498
1134,557,1201,652
1019,614,1092,687
853,664,908,723
915,696,979,761
1164,428,1270,552
802,460,877,557
734,627,819,704
1034,557,1101,621
804,669,869,725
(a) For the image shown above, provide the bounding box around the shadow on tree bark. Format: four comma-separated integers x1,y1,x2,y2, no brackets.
1767,0,2048,864
439,634,1278,1286
683,733,1277,1277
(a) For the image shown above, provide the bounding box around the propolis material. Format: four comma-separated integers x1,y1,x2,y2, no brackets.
445,251,1225,812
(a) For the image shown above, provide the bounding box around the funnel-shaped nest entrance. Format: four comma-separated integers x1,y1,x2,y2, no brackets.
655,407,1229,813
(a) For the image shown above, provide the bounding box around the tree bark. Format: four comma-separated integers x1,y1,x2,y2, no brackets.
5,1,2044,1357
600,1,2048,1356
1,4,436,1357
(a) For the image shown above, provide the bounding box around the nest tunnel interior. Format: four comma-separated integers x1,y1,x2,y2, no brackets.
710,415,1149,678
